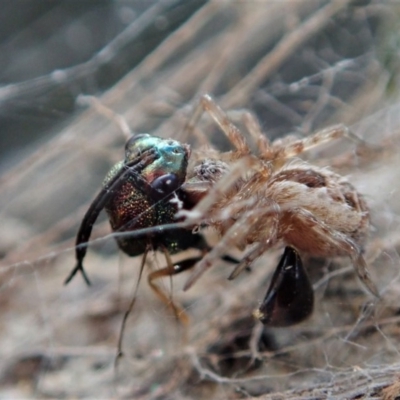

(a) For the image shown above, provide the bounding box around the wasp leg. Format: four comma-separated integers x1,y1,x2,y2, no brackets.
148,251,239,328
115,249,148,367
64,149,159,285
148,255,202,328
254,246,314,327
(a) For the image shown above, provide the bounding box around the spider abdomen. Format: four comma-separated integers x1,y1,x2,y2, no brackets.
205,164,369,259
260,166,369,257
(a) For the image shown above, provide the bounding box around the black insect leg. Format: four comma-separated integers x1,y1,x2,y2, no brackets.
64,149,159,285
254,246,314,327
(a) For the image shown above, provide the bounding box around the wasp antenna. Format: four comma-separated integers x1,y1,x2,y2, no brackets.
64,262,91,286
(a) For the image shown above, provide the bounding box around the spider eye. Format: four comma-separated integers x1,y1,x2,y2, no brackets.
150,173,180,200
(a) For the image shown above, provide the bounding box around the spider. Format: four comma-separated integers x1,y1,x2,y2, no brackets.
175,94,379,325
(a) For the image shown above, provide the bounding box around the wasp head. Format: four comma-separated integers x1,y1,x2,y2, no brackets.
124,134,190,186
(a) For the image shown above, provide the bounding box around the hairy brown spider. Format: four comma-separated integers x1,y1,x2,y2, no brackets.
177,94,379,325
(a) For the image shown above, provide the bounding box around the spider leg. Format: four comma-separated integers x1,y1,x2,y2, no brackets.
240,110,273,160
186,94,251,157
294,208,379,297
224,107,276,161
228,203,280,280
215,110,368,163
272,124,366,161
64,149,159,285
254,246,314,327
228,243,272,281
183,206,265,291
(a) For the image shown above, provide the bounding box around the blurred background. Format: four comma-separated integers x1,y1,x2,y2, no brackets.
1,1,400,398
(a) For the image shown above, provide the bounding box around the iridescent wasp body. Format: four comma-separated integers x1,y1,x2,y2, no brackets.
64,132,237,326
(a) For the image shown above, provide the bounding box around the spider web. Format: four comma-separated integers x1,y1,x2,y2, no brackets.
1,1,400,398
